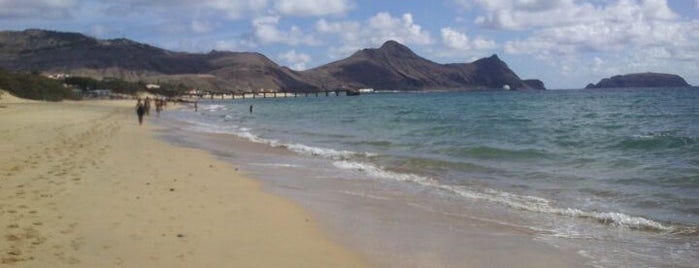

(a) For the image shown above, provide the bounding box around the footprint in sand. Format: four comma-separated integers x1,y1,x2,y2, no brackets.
67,257,80,264
70,237,83,251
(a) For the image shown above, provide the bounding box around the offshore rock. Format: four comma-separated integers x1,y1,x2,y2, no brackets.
585,73,691,89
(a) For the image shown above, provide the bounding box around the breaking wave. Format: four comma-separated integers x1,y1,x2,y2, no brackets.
333,160,684,233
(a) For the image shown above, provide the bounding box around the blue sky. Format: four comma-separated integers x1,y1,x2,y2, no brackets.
2,0,698,89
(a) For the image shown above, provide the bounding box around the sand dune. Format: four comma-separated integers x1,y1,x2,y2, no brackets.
0,90,38,104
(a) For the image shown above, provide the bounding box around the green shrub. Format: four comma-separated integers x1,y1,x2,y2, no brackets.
0,70,78,101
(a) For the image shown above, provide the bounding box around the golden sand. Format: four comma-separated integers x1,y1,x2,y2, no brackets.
0,100,373,267
0,90,37,104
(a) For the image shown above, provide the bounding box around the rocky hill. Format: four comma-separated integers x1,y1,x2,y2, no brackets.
0,29,542,92
303,41,538,90
0,29,206,75
522,79,545,90
585,72,691,89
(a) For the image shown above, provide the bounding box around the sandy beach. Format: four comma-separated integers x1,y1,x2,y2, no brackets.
0,98,373,267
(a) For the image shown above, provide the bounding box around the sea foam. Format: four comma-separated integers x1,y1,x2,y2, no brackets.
181,116,373,161
178,107,679,234
333,160,677,233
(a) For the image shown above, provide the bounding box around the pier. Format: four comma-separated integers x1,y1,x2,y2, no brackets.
179,89,359,100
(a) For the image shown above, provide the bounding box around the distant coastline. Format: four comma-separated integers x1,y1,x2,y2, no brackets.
0,29,543,93
2,29,696,98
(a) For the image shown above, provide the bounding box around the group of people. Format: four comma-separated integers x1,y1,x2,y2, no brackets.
136,97,255,125
135,97,166,125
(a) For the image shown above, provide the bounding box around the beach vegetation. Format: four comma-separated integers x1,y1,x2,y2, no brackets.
0,69,79,101
65,76,142,94
65,76,190,97
148,82,189,97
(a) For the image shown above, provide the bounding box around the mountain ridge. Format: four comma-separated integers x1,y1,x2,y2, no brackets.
302,41,538,90
0,29,543,91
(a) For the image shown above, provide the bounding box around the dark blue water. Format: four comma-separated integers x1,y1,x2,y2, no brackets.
168,88,699,267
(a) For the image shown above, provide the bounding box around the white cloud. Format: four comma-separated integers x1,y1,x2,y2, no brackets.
441,27,470,50
485,0,696,73
472,0,567,12
472,37,497,50
98,0,352,19
590,56,605,74
503,8,692,57
98,0,197,16
317,12,432,58
211,0,351,18
191,20,214,33
368,13,432,45
213,40,242,51
470,0,677,31
90,25,108,38
201,0,268,19
458,0,698,87
472,0,582,30
316,19,360,33
273,0,353,16
278,49,311,70
440,27,497,53
0,0,78,19
315,19,362,57
250,16,319,46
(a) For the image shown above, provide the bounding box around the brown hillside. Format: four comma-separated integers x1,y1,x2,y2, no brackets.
0,29,543,92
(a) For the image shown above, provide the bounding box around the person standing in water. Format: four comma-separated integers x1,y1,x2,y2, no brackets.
249,104,253,113
136,98,146,125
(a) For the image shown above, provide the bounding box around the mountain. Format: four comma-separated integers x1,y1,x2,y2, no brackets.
0,29,315,91
0,29,541,92
585,72,691,89
205,51,317,91
0,29,207,75
303,40,539,90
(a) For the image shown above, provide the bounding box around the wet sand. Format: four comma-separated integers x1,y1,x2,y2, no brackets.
156,112,593,268
0,99,373,267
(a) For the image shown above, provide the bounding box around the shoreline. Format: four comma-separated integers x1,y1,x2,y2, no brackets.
155,103,593,268
0,100,374,267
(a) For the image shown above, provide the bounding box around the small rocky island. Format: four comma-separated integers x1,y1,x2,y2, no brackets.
585,72,691,89
522,79,546,90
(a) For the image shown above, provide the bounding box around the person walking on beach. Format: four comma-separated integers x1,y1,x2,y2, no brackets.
136,98,146,125
155,98,163,116
144,97,152,116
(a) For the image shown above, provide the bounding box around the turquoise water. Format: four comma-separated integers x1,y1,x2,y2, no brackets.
167,88,698,267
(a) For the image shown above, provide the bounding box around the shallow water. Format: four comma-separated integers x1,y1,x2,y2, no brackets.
160,88,699,267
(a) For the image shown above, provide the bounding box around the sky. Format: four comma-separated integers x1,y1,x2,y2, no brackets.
1,0,698,89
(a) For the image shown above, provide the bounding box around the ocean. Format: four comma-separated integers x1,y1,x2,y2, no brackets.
159,88,698,267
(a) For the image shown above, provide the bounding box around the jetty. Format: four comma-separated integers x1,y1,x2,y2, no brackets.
179,89,361,100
